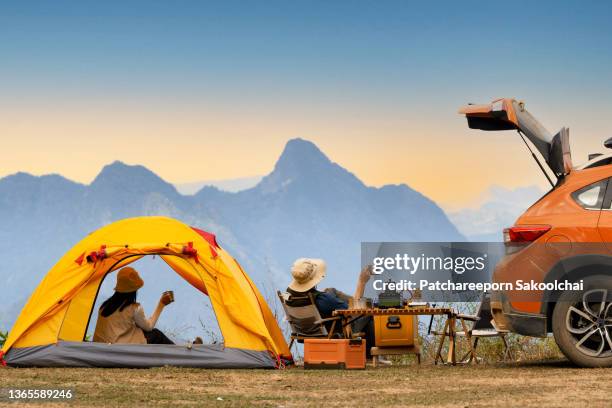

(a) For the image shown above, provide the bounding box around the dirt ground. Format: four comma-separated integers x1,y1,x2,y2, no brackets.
1,360,610,407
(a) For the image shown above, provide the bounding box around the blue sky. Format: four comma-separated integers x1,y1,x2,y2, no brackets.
1,1,611,204
3,1,611,96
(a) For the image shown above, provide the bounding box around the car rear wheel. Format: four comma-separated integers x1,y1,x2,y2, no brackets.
552,275,612,367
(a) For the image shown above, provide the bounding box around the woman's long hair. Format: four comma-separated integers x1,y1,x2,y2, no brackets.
100,291,137,317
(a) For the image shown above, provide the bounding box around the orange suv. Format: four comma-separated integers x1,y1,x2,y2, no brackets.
460,98,612,367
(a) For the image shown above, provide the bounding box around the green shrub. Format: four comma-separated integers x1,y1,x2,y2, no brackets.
0,330,7,348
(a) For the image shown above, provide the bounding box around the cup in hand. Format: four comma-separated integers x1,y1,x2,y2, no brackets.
162,290,174,305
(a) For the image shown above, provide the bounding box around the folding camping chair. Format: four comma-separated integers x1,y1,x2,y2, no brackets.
455,293,513,363
431,294,512,364
277,291,345,351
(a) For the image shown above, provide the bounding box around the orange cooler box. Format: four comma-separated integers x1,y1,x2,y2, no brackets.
374,315,416,347
303,339,366,369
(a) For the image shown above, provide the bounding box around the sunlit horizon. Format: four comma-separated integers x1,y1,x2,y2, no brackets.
2,1,611,206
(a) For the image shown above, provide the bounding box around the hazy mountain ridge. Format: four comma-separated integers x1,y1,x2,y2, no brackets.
448,185,543,241
0,138,464,332
174,176,263,195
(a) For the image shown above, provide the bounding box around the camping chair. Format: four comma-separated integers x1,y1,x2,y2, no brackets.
455,293,512,363
431,293,512,364
433,293,512,364
277,291,344,350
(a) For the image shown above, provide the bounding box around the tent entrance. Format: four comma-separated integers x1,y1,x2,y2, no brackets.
53,244,214,348
82,254,222,345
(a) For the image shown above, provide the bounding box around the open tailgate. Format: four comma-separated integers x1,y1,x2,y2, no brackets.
459,98,572,178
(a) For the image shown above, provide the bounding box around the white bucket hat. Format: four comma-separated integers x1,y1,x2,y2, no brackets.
288,258,327,292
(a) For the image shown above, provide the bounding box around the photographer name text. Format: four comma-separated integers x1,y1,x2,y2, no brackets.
373,279,584,292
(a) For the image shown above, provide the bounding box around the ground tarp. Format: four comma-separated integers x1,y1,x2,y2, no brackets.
6,341,276,368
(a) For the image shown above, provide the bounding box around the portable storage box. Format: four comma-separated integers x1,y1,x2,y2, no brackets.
303,339,366,369
374,315,416,347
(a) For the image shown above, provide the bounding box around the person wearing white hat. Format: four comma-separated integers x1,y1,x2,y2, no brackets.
287,258,350,319
286,258,376,353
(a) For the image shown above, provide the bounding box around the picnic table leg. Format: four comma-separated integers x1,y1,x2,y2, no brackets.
329,319,338,339
446,315,456,365
459,317,477,364
434,317,448,365
343,317,353,339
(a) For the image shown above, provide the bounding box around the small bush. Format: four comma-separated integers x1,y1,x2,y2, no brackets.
0,330,7,348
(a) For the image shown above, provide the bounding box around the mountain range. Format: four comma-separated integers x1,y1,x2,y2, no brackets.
0,138,464,336
174,176,263,195
448,185,543,241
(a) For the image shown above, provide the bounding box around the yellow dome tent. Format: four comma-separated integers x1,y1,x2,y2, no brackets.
1,216,291,368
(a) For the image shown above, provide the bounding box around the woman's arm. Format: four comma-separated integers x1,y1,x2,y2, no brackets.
133,302,164,332
133,293,172,331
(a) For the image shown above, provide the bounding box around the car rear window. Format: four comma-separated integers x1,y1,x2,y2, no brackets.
572,179,608,210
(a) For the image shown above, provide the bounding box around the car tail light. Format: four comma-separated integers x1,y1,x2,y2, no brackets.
503,225,551,243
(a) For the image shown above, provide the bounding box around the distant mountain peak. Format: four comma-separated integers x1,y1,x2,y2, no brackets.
93,161,156,182
274,138,332,173
282,138,329,158
255,138,363,194
0,171,37,183
0,172,83,192
95,160,142,175
91,161,178,196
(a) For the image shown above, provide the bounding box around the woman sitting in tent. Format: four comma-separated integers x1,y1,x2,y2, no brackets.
93,267,175,345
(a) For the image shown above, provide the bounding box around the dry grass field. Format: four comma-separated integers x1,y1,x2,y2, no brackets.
1,360,611,407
